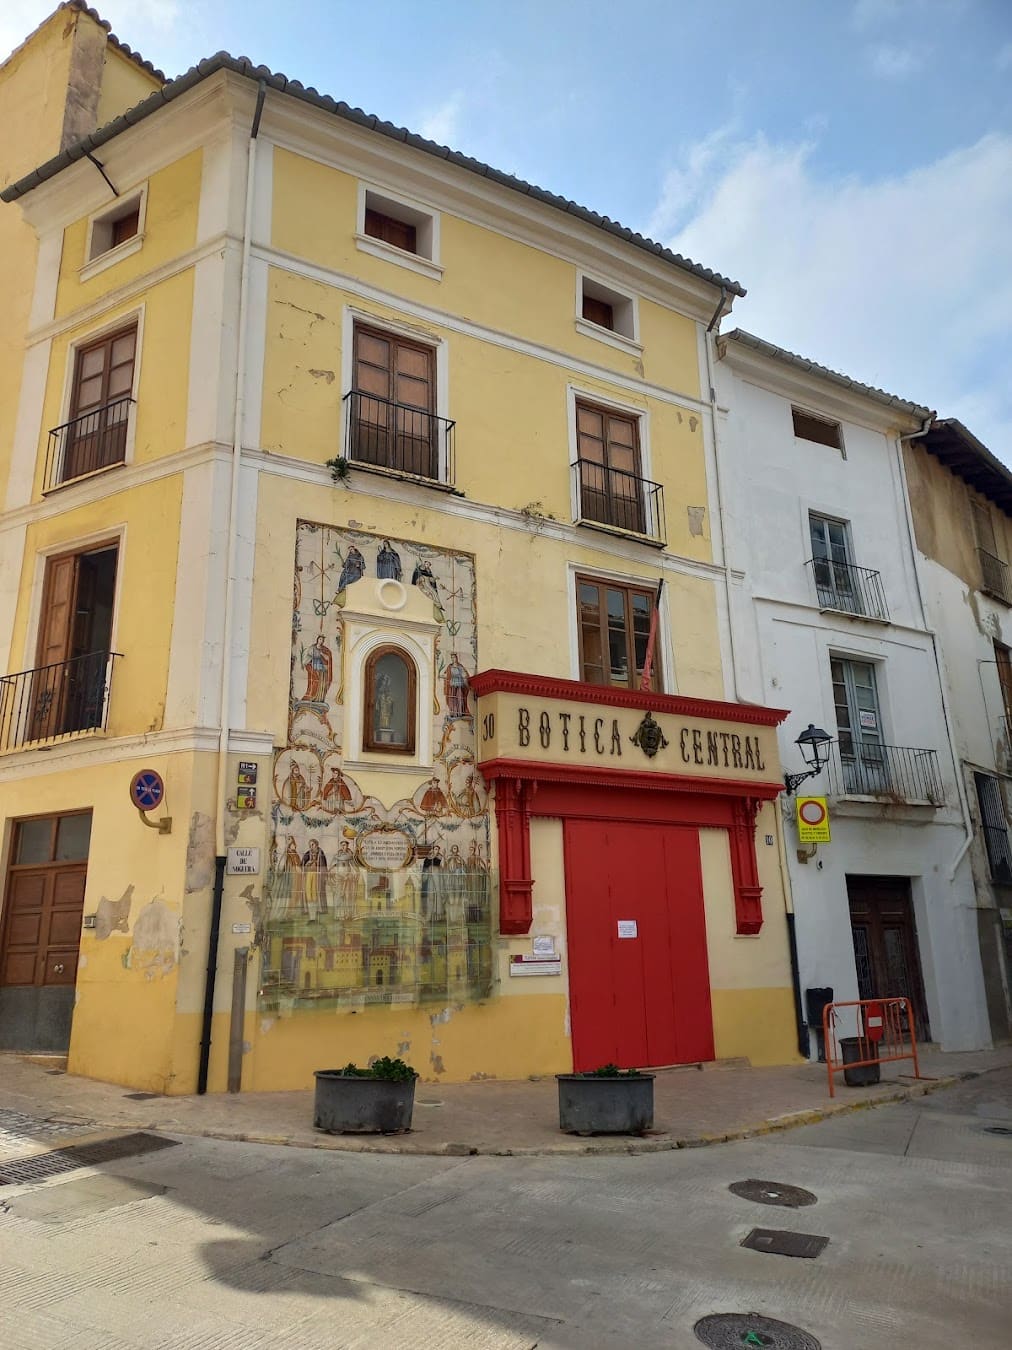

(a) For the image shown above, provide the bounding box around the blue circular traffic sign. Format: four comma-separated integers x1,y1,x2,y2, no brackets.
130,769,165,812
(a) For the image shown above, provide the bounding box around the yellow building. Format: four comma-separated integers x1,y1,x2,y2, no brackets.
0,5,801,1092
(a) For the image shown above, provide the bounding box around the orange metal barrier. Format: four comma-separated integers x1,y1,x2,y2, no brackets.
822,997,923,1098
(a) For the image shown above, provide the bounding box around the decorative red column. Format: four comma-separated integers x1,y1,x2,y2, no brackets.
729,795,764,935
487,772,535,935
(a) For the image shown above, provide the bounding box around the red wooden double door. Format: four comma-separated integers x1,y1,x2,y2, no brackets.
564,819,714,1071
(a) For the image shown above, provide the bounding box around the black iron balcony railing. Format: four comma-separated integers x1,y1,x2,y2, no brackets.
806,558,889,621
828,741,943,805
978,547,1011,604
572,459,666,544
45,397,134,491
0,651,120,752
343,391,455,485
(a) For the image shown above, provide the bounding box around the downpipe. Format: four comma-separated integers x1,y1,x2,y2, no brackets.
198,78,266,1095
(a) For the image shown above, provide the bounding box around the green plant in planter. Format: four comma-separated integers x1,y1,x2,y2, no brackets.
340,1056,417,1082
325,456,351,484
585,1063,643,1078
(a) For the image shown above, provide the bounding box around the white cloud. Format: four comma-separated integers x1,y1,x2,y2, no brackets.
648,130,1012,454
418,93,465,148
869,43,925,77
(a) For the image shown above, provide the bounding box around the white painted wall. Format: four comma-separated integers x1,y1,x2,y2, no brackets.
716,347,991,1053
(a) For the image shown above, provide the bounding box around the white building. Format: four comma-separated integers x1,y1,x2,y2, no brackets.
715,330,992,1054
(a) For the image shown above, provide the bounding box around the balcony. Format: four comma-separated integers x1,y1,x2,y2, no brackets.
572,458,666,545
45,398,134,491
343,391,455,485
806,558,889,621
0,651,120,752
978,548,1011,604
828,741,944,805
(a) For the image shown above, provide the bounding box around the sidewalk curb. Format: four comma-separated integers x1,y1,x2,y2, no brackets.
31,1070,975,1159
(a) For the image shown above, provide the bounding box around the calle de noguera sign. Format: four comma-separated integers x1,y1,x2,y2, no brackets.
476,689,782,783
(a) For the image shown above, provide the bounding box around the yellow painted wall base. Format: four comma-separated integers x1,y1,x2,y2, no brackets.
710,986,803,1066
236,994,573,1092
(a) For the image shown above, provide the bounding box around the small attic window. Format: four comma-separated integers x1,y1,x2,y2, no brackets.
577,275,638,345
360,188,436,262
87,190,145,263
792,407,844,451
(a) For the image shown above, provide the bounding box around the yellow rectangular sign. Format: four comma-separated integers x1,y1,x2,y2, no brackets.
796,796,830,842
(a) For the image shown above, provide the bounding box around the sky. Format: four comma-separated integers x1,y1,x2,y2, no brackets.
3,0,1012,453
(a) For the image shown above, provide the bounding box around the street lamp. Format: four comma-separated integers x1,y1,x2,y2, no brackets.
783,723,833,794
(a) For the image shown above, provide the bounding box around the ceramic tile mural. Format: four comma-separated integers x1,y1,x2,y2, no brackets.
258,521,493,1011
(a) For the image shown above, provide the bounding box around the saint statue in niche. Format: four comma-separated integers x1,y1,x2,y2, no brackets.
301,634,333,704
376,539,402,580
337,545,366,593
443,653,470,719
320,766,353,814
281,760,312,811
368,650,413,750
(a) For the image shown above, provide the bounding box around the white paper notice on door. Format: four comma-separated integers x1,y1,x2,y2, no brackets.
617,920,638,939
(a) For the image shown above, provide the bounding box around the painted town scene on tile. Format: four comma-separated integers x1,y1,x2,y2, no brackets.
258,521,494,1011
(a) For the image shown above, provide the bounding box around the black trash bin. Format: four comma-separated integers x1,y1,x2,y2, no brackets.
840,1035,880,1087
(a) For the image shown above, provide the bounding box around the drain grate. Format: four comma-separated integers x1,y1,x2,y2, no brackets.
729,1179,817,1208
982,1125,1012,1137
0,1132,178,1186
694,1312,821,1348
741,1228,829,1259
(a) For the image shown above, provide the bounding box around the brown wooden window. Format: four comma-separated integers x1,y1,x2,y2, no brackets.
62,325,136,482
110,207,140,248
582,294,614,330
363,646,417,753
351,325,437,479
577,575,659,691
575,400,645,535
32,544,117,739
364,208,417,255
792,407,843,450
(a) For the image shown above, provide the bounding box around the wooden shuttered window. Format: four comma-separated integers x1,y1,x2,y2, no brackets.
581,294,614,330
364,208,417,255
575,400,645,535
32,546,117,739
62,326,136,482
351,325,438,479
577,575,659,692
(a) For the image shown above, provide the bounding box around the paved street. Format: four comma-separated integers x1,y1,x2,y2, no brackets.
0,1069,1009,1349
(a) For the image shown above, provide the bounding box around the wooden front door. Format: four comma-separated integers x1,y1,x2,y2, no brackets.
563,819,714,1070
847,875,930,1041
0,812,91,1052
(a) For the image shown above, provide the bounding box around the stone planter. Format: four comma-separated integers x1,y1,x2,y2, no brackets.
313,1070,416,1134
556,1073,655,1135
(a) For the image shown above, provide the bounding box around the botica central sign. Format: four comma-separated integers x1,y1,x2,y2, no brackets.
476,687,782,784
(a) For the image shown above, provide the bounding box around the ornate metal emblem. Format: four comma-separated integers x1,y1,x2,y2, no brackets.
630,711,668,759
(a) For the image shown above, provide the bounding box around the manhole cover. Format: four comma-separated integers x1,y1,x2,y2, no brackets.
0,1132,178,1186
741,1228,829,1259
694,1311,821,1348
729,1179,817,1208
982,1125,1012,1137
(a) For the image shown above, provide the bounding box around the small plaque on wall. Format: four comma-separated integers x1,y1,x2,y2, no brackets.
509,955,562,978
617,920,638,939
